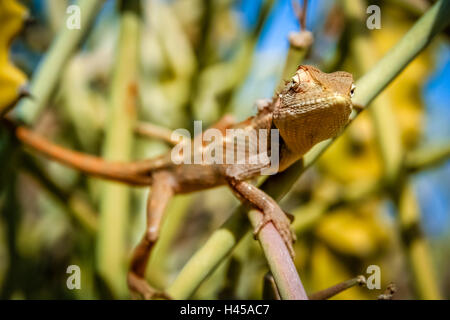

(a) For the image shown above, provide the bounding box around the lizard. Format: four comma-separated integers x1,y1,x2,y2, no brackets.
3,65,355,299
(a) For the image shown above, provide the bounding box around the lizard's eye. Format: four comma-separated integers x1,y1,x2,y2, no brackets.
350,84,356,97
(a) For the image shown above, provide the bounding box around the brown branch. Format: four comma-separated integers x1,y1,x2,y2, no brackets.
292,0,308,31
288,0,312,50
308,275,366,300
248,209,308,300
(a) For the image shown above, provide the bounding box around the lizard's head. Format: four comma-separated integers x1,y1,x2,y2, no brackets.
273,65,354,156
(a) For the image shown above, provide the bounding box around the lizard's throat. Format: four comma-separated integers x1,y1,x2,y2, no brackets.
273,94,352,156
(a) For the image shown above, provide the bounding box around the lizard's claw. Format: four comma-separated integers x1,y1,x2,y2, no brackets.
253,209,296,258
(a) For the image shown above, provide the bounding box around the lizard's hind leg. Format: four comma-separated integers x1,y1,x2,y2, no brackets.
128,171,175,299
226,178,296,257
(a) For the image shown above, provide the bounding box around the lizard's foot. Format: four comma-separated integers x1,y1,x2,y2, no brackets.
128,273,172,300
253,208,297,258
225,179,296,257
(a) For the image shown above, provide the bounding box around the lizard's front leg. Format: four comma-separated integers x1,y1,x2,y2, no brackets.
226,178,296,257
128,171,175,299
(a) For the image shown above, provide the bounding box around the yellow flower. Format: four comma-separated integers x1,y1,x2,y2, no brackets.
0,0,28,115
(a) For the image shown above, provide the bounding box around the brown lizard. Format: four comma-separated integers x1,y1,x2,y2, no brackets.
3,65,355,299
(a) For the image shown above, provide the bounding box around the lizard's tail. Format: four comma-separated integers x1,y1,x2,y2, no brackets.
4,119,167,186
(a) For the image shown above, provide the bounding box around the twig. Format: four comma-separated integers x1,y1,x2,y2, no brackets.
263,273,281,300
378,283,397,300
309,275,366,300
248,210,308,300
292,0,308,31
279,0,313,87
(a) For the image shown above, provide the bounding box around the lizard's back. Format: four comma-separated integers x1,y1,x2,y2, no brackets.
169,109,275,193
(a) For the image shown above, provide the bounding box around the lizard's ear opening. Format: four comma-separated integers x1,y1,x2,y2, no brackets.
350,84,356,97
